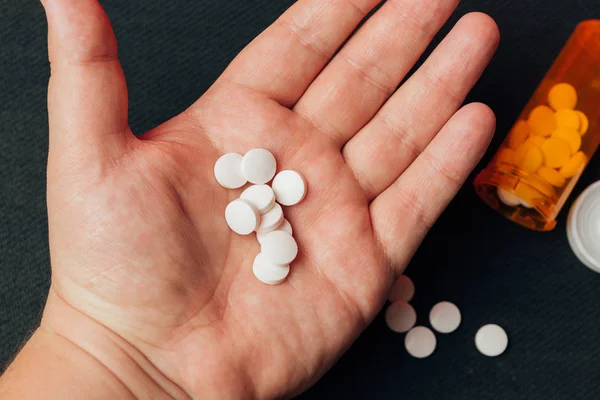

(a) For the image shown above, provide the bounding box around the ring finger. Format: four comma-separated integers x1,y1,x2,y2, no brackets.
343,12,500,200
293,0,460,147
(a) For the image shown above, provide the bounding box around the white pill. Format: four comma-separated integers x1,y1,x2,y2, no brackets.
385,301,416,333
241,149,277,184
272,170,307,206
475,324,508,357
252,252,290,285
241,185,276,214
405,326,437,359
225,199,259,235
214,153,247,189
261,231,298,265
520,198,533,208
277,218,293,235
256,202,284,233
256,218,293,245
429,301,461,334
497,187,521,207
387,275,415,302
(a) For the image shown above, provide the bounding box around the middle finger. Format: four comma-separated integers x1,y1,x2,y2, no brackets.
293,0,460,147
343,12,499,200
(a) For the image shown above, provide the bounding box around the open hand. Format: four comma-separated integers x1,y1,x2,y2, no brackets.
41,0,499,398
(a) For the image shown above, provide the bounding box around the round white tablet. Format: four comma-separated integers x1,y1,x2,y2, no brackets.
475,324,508,357
256,218,292,245
387,275,415,302
241,185,276,214
256,202,284,233
405,326,437,359
214,153,247,189
429,301,461,334
261,231,298,265
497,188,521,207
520,198,533,208
277,218,293,235
241,149,277,184
385,301,416,333
225,199,260,235
272,170,307,206
253,252,290,285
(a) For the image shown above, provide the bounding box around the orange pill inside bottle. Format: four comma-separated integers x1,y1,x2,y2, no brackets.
474,20,600,231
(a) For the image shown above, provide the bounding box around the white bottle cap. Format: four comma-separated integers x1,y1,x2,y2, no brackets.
566,181,600,273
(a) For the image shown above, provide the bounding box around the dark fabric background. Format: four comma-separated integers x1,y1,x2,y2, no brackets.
1,1,600,399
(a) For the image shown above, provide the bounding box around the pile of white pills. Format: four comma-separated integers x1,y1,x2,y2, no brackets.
214,149,306,285
386,275,508,358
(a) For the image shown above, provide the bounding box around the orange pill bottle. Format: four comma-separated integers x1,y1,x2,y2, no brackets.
474,20,600,231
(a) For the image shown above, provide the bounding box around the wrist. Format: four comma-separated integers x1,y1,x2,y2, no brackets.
0,289,191,400
0,328,134,400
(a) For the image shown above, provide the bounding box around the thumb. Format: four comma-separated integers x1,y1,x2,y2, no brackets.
42,0,132,167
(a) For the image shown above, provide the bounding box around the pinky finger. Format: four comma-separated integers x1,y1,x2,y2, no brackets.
369,103,496,271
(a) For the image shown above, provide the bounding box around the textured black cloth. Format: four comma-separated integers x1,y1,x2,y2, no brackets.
1,1,600,399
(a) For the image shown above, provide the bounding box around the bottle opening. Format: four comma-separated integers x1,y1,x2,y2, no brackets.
474,162,559,231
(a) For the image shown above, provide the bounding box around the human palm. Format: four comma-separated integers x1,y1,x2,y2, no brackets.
41,0,499,398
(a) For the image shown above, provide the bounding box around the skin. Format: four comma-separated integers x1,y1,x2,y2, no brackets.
0,0,499,399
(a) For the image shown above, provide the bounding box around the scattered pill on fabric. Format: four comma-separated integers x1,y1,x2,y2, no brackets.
388,275,415,303
475,324,508,357
429,302,461,334
405,326,437,359
385,301,417,333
